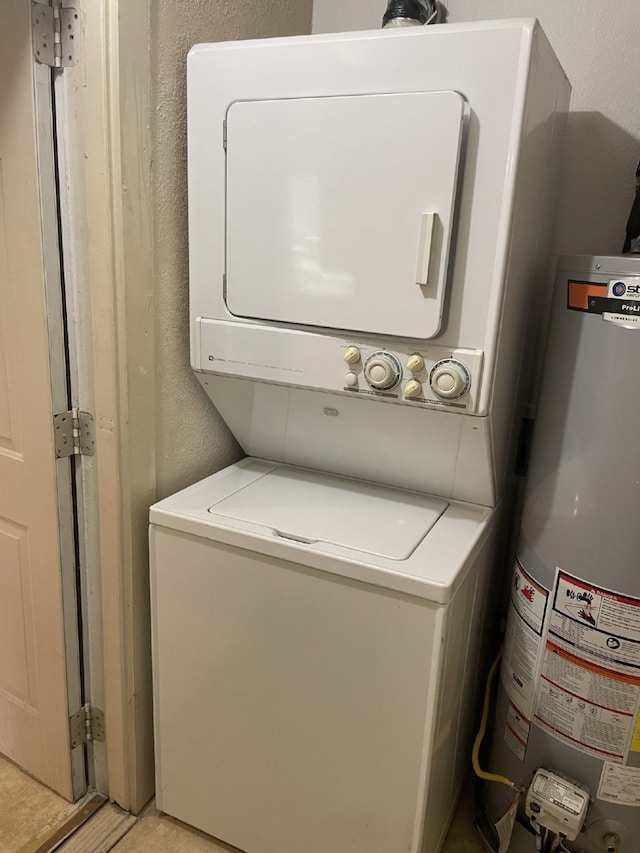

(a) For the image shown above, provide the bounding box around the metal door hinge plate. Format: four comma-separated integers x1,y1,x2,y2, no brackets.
70,704,105,748
32,2,79,68
54,409,96,458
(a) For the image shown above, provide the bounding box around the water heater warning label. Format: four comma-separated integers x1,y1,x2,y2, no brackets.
501,561,549,716
531,570,640,763
548,572,640,675
534,641,640,762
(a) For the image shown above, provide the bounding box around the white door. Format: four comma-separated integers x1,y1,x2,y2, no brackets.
0,0,83,800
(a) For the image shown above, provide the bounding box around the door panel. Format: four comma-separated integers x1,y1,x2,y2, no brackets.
0,0,75,799
0,520,35,705
226,91,465,339
0,314,14,444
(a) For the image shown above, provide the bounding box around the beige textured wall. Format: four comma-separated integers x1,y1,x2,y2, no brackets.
312,0,640,257
151,0,313,499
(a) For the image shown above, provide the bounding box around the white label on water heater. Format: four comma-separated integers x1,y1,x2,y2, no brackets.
501,561,549,716
604,277,640,329
598,762,640,806
504,700,530,761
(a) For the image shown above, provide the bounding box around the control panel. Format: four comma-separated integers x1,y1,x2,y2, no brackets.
197,319,483,414
525,769,589,842
340,344,482,412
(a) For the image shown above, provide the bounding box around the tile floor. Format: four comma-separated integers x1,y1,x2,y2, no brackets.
0,757,77,851
2,755,484,852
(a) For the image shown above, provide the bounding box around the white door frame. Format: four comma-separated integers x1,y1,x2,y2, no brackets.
53,0,156,811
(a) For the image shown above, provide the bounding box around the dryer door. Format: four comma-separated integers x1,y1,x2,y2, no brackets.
225,91,466,340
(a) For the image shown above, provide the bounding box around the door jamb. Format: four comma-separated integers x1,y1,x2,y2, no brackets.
51,28,109,796
57,0,157,811
32,40,86,801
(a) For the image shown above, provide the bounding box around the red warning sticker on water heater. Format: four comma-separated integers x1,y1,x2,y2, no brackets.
534,640,640,763
531,570,640,763
548,572,640,674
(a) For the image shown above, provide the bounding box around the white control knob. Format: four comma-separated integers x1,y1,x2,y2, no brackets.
344,372,358,388
344,346,361,365
407,354,425,373
404,380,422,398
364,352,401,391
430,359,471,400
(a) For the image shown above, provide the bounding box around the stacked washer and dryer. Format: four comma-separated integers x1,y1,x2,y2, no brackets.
150,20,569,853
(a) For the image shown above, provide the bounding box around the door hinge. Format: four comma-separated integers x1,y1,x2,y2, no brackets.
69,704,105,748
223,119,227,150
32,2,79,68
54,408,96,458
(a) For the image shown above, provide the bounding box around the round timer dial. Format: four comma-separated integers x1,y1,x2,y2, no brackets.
364,352,402,391
429,359,471,400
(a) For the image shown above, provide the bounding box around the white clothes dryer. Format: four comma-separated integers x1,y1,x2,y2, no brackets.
151,459,500,853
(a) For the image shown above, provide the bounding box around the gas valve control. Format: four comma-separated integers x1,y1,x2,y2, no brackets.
364,352,402,391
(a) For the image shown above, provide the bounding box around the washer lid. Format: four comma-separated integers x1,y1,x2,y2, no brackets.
208,466,448,561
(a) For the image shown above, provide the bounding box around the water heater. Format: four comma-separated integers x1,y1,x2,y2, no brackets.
484,255,640,853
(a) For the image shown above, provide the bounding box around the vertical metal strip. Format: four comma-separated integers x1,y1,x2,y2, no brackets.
52,6,109,794
32,51,87,799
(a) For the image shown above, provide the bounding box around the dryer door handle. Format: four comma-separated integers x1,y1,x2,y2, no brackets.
416,212,436,286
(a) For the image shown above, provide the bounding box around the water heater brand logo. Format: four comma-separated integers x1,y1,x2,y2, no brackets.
613,281,640,297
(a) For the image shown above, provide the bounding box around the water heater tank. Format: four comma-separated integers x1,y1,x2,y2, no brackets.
484,255,640,852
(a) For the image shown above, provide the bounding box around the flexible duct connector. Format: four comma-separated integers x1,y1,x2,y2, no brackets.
382,0,440,28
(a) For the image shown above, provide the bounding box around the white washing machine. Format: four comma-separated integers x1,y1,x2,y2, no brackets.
151,19,570,853
151,460,499,853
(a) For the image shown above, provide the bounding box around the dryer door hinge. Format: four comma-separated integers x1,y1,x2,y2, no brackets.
69,704,105,748
54,408,96,458
32,2,79,68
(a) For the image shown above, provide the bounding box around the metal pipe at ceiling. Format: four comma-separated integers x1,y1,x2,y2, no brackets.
382,0,441,28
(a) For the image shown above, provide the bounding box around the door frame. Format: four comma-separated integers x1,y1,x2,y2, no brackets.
52,0,156,811
32,38,87,800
